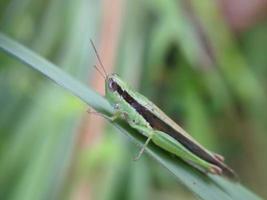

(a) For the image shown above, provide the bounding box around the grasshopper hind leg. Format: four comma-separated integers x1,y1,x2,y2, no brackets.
128,123,224,175
186,160,222,175
133,136,153,161
126,123,156,161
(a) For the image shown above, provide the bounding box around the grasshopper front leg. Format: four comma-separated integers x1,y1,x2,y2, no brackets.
87,110,122,121
105,105,129,121
108,111,122,121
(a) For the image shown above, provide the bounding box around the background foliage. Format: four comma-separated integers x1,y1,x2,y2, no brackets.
1,0,267,199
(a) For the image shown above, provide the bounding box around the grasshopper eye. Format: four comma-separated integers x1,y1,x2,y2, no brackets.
108,78,117,92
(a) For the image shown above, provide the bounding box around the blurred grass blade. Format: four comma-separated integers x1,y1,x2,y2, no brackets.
0,33,112,115
0,33,263,200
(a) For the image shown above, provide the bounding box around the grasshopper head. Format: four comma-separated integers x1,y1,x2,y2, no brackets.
105,73,126,106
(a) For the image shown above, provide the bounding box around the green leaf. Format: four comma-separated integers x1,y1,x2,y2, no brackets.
0,33,112,116
0,33,263,200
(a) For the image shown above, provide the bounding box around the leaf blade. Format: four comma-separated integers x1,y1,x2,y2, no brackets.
0,33,262,200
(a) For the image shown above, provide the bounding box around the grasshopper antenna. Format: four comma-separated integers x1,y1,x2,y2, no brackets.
90,39,108,78
93,65,105,79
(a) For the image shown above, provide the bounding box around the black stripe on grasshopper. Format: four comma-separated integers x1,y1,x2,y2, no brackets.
109,78,236,178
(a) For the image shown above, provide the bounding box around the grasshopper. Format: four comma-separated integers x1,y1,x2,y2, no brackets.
90,40,236,179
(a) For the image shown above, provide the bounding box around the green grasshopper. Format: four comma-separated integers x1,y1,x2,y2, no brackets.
90,40,236,179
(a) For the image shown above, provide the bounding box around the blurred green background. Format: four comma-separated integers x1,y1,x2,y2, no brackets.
1,0,267,199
